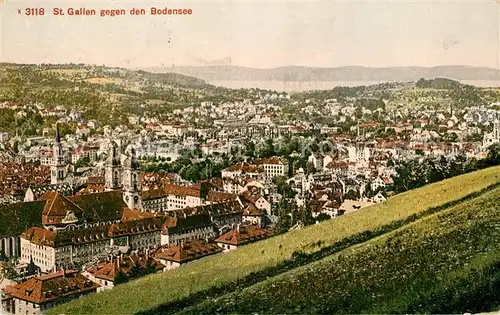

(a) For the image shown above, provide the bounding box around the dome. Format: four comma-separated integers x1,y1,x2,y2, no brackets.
106,142,121,167
123,148,140,170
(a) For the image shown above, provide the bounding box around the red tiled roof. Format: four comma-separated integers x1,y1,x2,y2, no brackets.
215,225,274,246
108,217,161,237
121,208,156,223
21,227,57,247
42,192,84,225
163,183,201,198
5,270,99,304
206,191,238,203
223,162,264,173
86,253,163,282
153,239,222,263
243,204,265,217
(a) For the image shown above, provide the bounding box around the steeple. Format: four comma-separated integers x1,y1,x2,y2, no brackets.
494,114,500,140
51,123,67,185
105,142,122,191
55,122,61,144
122,146,142,210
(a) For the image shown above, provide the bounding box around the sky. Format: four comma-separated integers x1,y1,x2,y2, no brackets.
1,0,499,69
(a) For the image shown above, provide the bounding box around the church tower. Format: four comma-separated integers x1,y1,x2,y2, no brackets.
494,115,500,141
51,123,67,185
105,142,122,191
122,147,142,210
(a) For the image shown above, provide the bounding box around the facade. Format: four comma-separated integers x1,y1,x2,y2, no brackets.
254,157,288,179
142,184,204,213
160,213,215,246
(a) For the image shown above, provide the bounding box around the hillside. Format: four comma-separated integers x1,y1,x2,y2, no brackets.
140,65,500,82
0,63,217,130
181,186,500,314
49,166,500,315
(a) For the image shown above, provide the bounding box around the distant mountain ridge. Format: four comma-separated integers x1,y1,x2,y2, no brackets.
138,65,500,82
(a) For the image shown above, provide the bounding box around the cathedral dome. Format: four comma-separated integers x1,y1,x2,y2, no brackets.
106,142,121,167
123,148,140,170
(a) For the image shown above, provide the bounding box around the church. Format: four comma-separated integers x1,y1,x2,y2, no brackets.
483,117,500,150
2,126,246,273
18,139,161,272
1,124,161,272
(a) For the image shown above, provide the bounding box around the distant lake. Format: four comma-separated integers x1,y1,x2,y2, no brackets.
210,80,500,92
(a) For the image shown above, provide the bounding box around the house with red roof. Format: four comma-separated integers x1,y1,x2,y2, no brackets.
1,269,99,314
153,239,222,271
215,224,274,252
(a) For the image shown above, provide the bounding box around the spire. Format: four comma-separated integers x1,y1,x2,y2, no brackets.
55,123,61,144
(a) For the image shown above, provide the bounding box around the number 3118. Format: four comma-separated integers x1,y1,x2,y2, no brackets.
25,8,45,15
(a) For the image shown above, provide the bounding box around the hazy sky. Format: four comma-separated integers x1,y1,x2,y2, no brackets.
1,0,499,69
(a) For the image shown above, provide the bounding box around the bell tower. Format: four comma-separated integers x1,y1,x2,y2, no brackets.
51,123,67,185
494,116,499,141
122,147,142,210
105,142,122,191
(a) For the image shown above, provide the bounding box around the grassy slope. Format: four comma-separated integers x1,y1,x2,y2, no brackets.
50,166,500,315
182,187,500,314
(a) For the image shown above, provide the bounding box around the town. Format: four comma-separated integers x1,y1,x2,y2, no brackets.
0,64,499,314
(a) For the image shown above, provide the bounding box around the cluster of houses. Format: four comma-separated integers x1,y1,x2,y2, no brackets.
0,128,277,315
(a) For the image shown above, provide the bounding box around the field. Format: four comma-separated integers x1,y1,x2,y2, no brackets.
181,187,500,314
84,77,125,85
49,166,500,315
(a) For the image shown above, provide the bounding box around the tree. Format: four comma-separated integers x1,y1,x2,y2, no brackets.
74,156,90,169
486,144,500,166
12,141,19,154
345,189,360,200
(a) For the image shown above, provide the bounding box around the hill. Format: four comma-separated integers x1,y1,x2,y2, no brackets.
181,186,500,314
139,65,500,82
49,166,500,315
0,63,217,130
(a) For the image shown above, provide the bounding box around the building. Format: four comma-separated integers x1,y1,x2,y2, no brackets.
242,204,266,226
483,117,500,149
104,142,122,191
122,148,142,210
215,224,274,252
82,252,164,292
160,213,215,246
0,132,9,142
0,201,45,259
19,191,160,273
142,183,205,213
2,270,99,315
51,124,67,185
221,163,265,180
153,239,222,271
254,157,288,179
